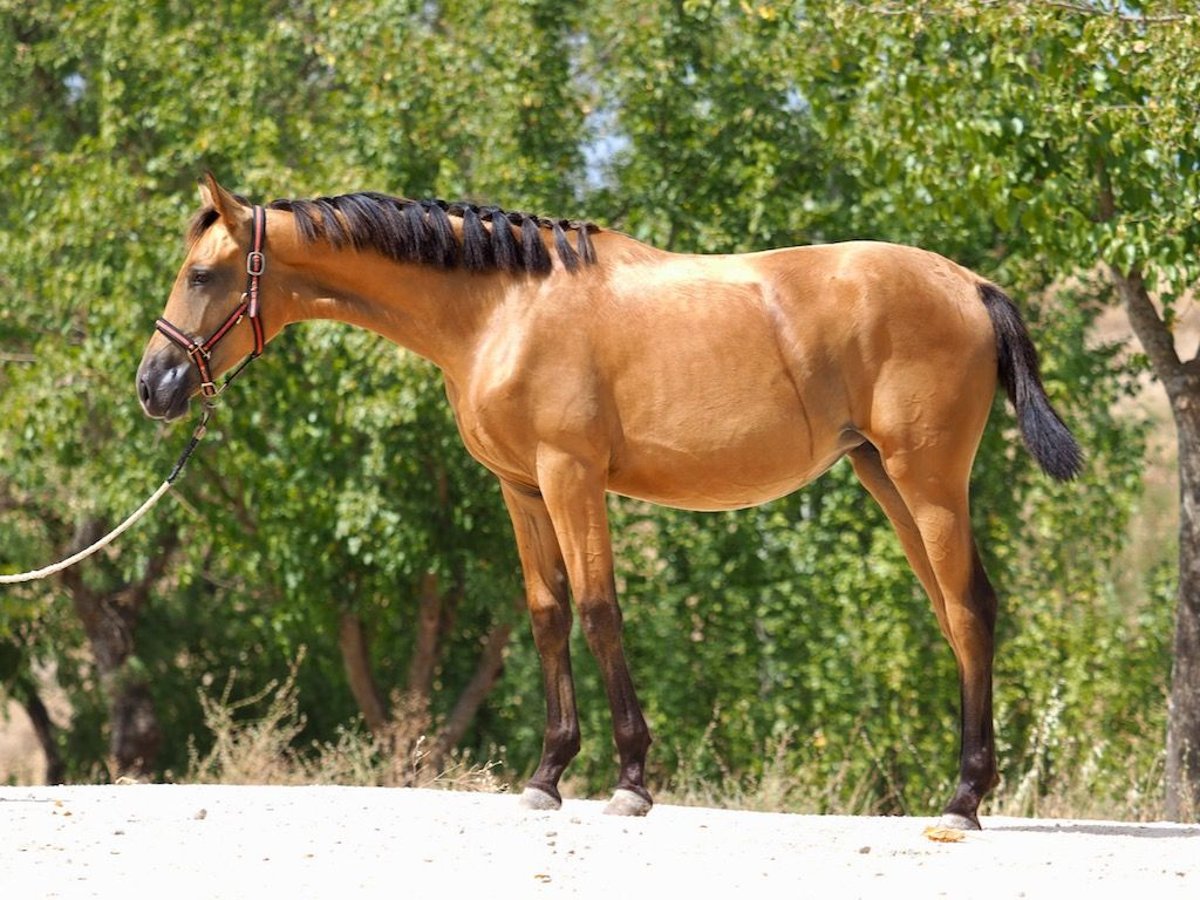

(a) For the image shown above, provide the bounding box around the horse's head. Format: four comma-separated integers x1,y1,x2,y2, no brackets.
137,174,269,420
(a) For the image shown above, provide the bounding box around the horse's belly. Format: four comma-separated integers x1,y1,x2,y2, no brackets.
607,410,849,512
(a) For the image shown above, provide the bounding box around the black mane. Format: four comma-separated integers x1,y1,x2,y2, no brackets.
191,191,599,276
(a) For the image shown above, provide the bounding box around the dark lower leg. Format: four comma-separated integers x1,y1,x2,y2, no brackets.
943,678,998,825
942,554,999,826
500,483,580,804
580,601,652,802
604,657,652,800
526,603,580,801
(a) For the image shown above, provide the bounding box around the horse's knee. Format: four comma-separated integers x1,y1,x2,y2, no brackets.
529,603,572,654
578,600,623,653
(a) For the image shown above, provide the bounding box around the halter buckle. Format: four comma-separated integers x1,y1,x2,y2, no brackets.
247,251,265,277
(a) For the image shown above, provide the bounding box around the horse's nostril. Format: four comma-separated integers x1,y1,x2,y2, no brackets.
138,374,152,407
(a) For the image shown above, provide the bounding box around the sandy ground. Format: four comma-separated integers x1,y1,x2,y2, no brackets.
1,785,1197,899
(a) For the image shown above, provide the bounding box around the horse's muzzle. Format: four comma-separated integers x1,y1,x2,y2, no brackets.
137,352,193,421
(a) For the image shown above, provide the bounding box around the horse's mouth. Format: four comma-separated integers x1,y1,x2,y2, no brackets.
138,387,192,422
158,393,192,422
137,358,195,421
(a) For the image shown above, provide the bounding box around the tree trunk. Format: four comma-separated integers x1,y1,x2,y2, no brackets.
19,684,65,785
61,518,169,781
407,571,443,704
1168,404,1200,819
70,587,163,779
336,571,513,772
1113,266,1200,819
428,622,512,772
337,609,389,734
104,675,161,779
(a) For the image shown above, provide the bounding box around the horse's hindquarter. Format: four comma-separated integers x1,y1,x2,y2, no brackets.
761,242,999,465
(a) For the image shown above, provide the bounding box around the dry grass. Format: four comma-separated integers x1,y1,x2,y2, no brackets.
987,682,1167,822
652,711,915,817
184,650,505,793
183,654,1172,822
651,698,1170,821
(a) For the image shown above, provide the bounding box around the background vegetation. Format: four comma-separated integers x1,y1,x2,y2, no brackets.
2,1,1197,819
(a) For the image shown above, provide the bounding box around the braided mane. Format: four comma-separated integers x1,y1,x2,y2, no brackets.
189,192,599,276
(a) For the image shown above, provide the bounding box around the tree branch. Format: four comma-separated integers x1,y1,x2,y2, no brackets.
1038,1,1191,23
1109,264,1184,383
122,529,180,610
429,621,513,770
406,571,442,702
856,0,1194,24
337,608,390,734
13,677,65,785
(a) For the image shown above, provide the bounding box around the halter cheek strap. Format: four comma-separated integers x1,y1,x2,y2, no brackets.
155,205,267,397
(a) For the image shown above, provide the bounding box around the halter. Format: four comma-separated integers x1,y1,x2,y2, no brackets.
155,205,268,397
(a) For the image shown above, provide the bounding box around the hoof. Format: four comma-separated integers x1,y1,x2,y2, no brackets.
519,786,562,812
938,812,982,831
603,788,652,817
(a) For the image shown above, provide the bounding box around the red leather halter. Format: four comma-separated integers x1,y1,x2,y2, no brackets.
155,205,267,397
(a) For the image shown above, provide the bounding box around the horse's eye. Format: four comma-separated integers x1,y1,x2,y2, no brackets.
189,269,211,287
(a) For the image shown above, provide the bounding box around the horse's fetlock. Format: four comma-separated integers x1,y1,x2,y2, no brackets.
961,747,997,792
545,723,581,761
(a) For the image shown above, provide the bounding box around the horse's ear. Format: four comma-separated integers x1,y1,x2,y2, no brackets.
198,172,250,227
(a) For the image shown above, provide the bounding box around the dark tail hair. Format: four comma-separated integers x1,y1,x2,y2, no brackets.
977,282,1082,481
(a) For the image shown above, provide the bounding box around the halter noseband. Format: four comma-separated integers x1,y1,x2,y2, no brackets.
156,205,267,398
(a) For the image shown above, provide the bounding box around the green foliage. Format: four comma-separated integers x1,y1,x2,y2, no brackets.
0,0,1184,818
798,1,1200,291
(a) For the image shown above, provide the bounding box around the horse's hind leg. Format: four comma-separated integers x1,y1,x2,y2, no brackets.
849,445,948,636
851,442,999,829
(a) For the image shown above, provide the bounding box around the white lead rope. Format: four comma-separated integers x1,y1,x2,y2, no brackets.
0,480,174,583
0,407,212,585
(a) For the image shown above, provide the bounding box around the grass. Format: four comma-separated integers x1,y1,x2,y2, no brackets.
184,649,503,793
181,657,1171,822
648,694,1171,821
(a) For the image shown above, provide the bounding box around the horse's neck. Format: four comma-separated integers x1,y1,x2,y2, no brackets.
280,244,499,375
271,222,649,375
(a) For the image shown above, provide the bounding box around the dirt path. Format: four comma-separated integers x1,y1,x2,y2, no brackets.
1,785,1197,898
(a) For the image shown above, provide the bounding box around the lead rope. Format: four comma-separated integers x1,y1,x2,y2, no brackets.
0,404,213,585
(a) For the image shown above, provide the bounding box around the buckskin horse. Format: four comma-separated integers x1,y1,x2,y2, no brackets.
137,175,1080,829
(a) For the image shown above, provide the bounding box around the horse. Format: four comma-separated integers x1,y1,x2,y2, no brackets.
137,174,1080,829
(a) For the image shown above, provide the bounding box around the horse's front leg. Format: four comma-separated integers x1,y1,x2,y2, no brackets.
501,481,581,811
536,448,654,816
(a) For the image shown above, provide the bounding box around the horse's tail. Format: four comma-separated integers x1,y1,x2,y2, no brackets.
977,282,1082,481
